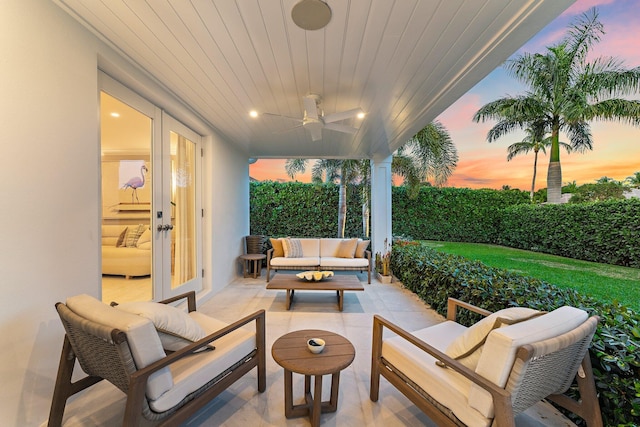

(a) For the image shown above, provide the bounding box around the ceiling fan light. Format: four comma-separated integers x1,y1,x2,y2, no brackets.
292,0,331,31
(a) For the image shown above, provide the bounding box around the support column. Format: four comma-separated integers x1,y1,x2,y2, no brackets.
371,156,392,266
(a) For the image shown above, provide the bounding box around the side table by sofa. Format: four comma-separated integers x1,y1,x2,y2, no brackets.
239,253,266,278
271,329,355,426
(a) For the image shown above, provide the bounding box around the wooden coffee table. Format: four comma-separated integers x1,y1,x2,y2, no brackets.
266,273,364,311
271,330,355,427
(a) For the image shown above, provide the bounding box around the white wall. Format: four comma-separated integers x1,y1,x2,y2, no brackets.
0,0,247,424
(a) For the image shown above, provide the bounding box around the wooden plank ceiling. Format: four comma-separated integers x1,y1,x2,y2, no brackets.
55,0,574,160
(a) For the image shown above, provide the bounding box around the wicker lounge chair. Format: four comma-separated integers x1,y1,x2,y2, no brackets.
370,297,602,427
48,291,266,427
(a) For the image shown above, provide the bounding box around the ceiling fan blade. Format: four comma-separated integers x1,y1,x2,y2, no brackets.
324,123,359,134
262,112,303,123
273,124,304,134
305,123,323,141
323,108,363,123
303,96,319,119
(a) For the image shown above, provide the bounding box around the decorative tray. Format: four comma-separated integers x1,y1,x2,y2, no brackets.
296,271,334,281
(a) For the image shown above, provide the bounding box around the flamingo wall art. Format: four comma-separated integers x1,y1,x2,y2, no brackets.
121,164,148,203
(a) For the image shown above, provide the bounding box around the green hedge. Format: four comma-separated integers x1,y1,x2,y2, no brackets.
250,182,640,267
250,181,365,238
391,242,640,426
392,186,529,242
498,199,640,268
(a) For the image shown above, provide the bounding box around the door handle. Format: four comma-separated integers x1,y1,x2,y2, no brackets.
157,224,174,231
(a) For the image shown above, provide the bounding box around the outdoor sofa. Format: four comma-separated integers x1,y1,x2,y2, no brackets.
266,237,371,283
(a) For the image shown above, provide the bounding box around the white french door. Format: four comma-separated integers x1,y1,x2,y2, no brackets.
100,74,202,302
158,113,202,298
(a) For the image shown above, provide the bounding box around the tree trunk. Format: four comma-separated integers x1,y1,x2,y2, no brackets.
547,160,562,204
338,181,347,238
362,185,370,237
530,151,538,201
547,122,562,204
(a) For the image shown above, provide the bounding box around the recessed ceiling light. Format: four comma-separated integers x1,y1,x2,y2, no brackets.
249,110,259,118
292,0,332,31
110,112,120,118
357,112,365,119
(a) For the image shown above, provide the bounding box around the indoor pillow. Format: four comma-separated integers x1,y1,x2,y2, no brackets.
116,227,128,247
442,307,544,370
270,237,284,258
114,301,212,352
336,238,359,258
124,224,147,248
136,228,152,249
283,238,303,258
355,240,370,258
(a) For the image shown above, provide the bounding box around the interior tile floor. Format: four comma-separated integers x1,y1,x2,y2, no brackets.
53,272,577,426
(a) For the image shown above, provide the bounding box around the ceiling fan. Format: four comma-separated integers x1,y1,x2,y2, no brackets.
263,94,364,141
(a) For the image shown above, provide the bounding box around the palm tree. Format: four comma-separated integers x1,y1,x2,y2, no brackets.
395,121,458,190
505,126,572,201
285,158,363,238
474,8,640,203
285,122,457,237
624,172,640,188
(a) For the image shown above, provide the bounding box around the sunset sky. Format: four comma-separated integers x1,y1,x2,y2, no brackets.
250,0,640,191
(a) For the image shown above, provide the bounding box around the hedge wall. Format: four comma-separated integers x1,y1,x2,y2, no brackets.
250,181,366,238
498,198,640,268
391,242,640,426
392,186,529,242
250,182,640,267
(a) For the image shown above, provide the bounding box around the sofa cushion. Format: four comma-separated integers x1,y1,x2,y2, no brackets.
271,256,320,267
115,301,210,352
136,228,152,250
444,307,543,370
270,238,284,258
319,257,369,268
116,227,128,247
355,240,370,258
124,224,147,248
149,311,257,412
283,238,303,258
469,306,588,418
382,321,490,427
65,294,173,400
336,238,359,258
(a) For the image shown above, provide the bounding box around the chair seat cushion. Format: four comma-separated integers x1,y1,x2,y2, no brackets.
320,257,369,268
382,321,491,427
149,311,257,413
271,256,320,267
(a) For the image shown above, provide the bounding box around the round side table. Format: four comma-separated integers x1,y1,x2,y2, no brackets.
271,329,355,427
239,253,266,278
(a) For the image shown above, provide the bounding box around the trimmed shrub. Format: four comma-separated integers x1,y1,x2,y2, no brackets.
498,199,640,268
392,186,529,242
391,242,640,426
250,181,365,238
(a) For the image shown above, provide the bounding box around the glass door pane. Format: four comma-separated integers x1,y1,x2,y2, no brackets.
100,91,153,303
162,114,202,297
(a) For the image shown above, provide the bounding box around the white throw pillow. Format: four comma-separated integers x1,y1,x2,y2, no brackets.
115,301,211,352
443,307,544,370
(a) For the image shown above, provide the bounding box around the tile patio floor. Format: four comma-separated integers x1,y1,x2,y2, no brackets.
56,272,576,426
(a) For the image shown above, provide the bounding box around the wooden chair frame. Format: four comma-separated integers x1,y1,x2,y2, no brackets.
48,291,266,427
370,297,603,427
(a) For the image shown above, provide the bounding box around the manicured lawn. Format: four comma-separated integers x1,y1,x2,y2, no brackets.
424,241,640,311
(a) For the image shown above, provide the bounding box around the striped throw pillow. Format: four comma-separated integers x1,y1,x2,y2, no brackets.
125,224,147,248
283,238,303,258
